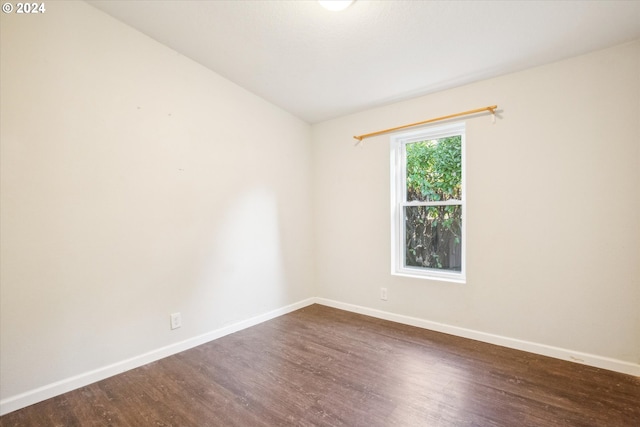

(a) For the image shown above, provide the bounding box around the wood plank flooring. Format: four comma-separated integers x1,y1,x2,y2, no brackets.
1,304,639,426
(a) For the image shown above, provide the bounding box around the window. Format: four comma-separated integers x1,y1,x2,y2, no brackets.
390,122,465,282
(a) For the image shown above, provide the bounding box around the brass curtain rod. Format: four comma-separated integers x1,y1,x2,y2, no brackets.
353,105,498,143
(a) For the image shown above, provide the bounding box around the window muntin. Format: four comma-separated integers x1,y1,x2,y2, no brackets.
391,122,465,282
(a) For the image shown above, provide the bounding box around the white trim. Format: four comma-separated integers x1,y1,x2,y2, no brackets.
3,296,638,415
0,298,316,416
315,298,640,377
392,270,466,284
404,200,464,206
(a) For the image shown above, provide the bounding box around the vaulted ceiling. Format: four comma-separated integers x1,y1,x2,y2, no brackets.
88,1,640,123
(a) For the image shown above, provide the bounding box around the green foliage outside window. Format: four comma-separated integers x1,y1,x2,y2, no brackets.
405,136,462,270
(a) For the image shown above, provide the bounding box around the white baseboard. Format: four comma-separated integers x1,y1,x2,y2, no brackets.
0,298,316,416
314,298,640,377
3,296,638,416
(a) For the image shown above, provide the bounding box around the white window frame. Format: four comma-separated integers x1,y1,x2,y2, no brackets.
390,122,466,283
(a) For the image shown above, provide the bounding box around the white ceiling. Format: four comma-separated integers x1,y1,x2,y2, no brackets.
88,0,640,124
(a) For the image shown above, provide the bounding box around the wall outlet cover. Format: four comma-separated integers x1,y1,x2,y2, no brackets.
170,312,181,330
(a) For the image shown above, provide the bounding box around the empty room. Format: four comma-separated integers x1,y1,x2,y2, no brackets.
1,0,639,425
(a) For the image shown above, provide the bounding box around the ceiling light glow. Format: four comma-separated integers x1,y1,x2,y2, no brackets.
318,0,354,12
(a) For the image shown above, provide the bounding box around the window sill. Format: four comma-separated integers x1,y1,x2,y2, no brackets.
392,269,466,284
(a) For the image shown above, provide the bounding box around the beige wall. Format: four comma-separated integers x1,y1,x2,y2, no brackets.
312,41,640,365
0,1,314,403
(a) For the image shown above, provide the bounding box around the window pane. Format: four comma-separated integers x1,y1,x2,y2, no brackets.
404,205,462,271
406,136,461,202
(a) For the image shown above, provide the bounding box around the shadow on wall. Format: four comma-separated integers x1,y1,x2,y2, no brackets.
195,188,288,322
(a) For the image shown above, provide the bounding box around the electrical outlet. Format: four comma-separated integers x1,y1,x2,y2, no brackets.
170,312,181,330
380,287,388,301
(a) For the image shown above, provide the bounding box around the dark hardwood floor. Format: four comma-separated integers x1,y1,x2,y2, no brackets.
1,304,639,426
